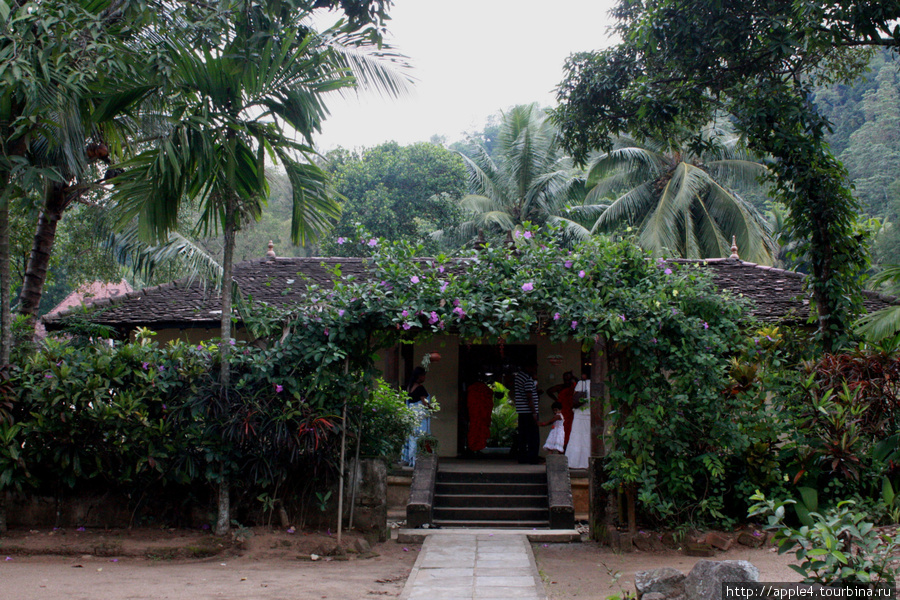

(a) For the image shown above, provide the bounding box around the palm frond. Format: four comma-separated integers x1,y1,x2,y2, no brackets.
857,306,900,343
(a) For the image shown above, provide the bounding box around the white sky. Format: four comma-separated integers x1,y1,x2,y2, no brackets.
314,0,617,151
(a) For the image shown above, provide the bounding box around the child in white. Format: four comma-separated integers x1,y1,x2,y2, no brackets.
541,402,566,453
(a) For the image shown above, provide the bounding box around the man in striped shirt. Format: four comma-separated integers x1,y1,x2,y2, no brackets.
514,363,541,464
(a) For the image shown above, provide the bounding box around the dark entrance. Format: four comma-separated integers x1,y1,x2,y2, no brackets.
456,344,537,456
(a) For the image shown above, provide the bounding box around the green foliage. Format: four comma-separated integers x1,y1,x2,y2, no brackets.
586,131,776,263
777,347,900,502
553,0,891,350
750,492,898,584
440,104,601,248
489,384,517,448
354,379,418,458
321,142,467,256
266,225,751,525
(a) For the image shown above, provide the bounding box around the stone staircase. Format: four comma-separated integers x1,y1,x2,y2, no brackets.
432,467,551,528
406,455,575,532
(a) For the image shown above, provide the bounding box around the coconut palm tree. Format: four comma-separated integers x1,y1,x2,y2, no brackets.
586,131,777,263
443,104,602,247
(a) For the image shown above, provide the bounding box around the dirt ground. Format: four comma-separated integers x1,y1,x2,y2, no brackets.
533,541,802,599
0,527,800,600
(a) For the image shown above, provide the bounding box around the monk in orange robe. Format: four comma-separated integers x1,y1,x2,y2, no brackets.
466,381,493,452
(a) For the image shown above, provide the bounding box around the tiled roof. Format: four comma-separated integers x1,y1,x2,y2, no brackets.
669,258,896,324
43,256,897,331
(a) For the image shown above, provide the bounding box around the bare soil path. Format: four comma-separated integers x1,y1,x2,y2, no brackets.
0,527,801,600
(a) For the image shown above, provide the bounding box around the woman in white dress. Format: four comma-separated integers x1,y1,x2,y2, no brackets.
564,370,591,469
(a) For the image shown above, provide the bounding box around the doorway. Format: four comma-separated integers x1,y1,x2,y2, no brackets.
456,344,537,456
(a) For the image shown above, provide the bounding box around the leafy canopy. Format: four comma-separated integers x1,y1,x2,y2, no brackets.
553,0,899,350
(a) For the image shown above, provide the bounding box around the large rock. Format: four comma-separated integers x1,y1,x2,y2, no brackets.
635,567,686,600
684,560,759,600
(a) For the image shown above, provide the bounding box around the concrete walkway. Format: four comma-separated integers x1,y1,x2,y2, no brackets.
398,532,547,600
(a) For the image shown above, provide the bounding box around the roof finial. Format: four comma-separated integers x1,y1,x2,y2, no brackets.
729,235,740,260
266,240,276,258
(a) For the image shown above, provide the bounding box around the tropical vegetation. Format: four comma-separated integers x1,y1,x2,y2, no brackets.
585,130,777,263
552,0,900,351
438,103,603,247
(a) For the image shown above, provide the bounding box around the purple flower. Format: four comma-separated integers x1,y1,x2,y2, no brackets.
402,310,409,317
571,320,578,330
142,362,149,370
77,527,85,532
45,373,53,379
619,314,626,321
438,266,445,273
410,275,420,284
367,238,377,247
338,309,345,317
664,268,672,275
564,260,573,268
703,322,709,329
440,281,448,293
275,384,284,393
453,306,466,318
553,312,561,321
428,311,440,325
651,338,657,344
522,282,534,292
513,230,523,239
337,237,345,245
402,323,412,330
229,339,236,346
453,299,460,307
4,557,11,561
158,365,166,372
324,328,330,336
524,231,533,239
578,270,586,278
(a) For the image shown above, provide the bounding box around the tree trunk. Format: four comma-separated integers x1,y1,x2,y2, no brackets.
16,182,67,327
214,193,237,537
0,492,7,533
0,187,11,365
215,467,230,536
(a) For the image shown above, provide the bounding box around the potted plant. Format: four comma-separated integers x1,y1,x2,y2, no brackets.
416,434,440,455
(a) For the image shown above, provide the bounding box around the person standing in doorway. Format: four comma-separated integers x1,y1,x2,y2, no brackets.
401,367,431,467
565,367,591,469
513,363,541,464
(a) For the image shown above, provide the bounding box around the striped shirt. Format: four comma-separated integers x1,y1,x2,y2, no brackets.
513,370,539,414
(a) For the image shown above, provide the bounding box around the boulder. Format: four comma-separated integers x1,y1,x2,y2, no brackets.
684,560,759,600
635,567,686,600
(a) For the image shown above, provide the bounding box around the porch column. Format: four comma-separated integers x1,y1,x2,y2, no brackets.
588,339,612,540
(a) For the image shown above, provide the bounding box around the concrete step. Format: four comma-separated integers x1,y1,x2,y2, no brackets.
433,506,550,522
436,470,546,484
435,482,548,496
435,493,549,508
430,518,551,529
397,527,581,543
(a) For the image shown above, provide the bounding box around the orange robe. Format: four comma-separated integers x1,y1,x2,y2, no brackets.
466,381,493,452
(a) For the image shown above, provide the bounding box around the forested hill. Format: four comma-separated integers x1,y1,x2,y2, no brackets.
812,50,900,222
